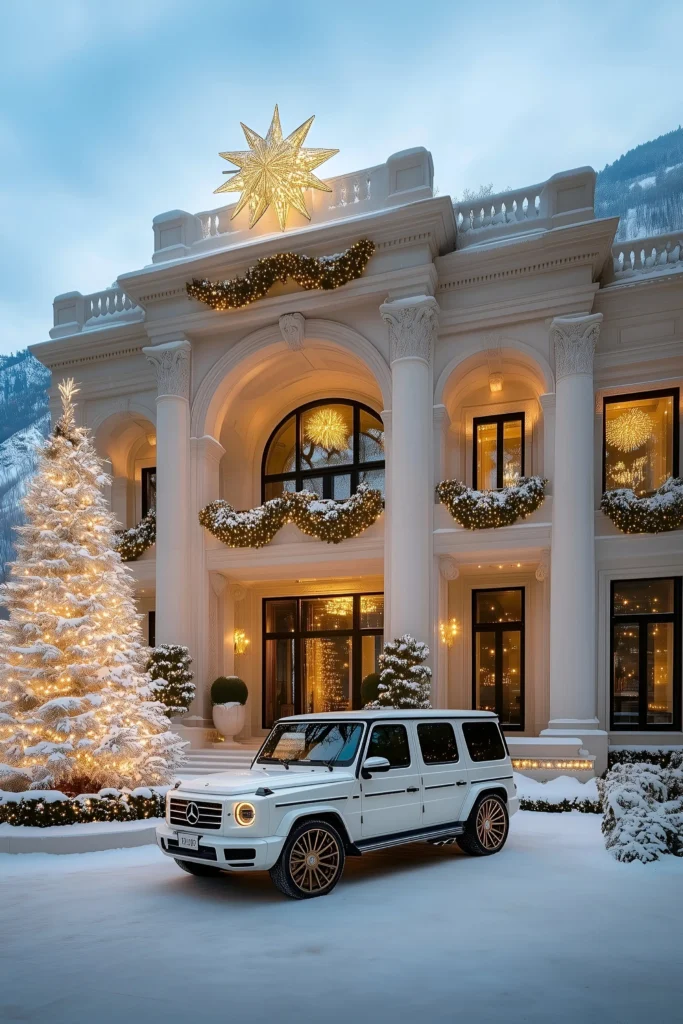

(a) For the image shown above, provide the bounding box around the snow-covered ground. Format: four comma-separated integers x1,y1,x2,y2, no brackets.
1,812,682,1024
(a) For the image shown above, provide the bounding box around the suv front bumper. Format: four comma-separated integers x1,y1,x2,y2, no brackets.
156,822,285,871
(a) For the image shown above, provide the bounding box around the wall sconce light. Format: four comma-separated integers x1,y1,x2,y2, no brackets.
234,628,250,655
146,433,157,447
488,372,503,393
439,619,459,648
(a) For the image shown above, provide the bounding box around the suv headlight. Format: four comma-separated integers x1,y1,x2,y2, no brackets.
234,802,256,826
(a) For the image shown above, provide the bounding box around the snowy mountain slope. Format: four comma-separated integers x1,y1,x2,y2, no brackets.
595,126,683,240
0,352,50,586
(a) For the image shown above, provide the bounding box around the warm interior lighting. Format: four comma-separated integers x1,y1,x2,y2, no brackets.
146,433,156,447
605,407,652,452
488,372,503,393
305,407,349,451
439,618,459,647
233,628,250,656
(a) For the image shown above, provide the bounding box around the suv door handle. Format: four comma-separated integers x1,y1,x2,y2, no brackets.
456,780,468,787
406,786,420,793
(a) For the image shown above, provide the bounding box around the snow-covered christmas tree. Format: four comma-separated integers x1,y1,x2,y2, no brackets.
0,380,184,794
368,634,432,709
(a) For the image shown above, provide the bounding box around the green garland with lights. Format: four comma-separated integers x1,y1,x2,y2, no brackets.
0,788,167,827
113,507,156,561
199,483,384,548
436,476,546,529
186,238,375,311
601,477,683,534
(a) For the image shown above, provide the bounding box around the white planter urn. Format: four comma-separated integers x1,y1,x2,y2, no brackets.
212,702,247,746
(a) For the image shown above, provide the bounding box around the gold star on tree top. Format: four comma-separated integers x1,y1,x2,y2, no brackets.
214,106,339,231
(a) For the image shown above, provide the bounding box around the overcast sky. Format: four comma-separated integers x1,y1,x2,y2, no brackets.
1,0,680,356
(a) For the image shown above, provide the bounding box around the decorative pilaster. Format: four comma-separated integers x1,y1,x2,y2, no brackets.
380,296,439,653
142,340,192,650
543,314,606,762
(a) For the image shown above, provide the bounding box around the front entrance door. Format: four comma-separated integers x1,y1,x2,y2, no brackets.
472,587,525,730
361,723,422,838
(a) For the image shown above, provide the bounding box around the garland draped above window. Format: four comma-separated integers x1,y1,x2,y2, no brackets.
186,239,375,312
114,508,156,562
601,477,683,534
436,477,546,530
199,483,384,547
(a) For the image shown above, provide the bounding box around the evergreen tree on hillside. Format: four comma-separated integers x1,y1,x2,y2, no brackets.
0,380,183,794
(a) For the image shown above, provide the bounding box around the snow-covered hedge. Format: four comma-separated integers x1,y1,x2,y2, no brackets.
436,476,546,529
515,772,601,813
0,786,169,827
597,756,683,863
608,748,679,770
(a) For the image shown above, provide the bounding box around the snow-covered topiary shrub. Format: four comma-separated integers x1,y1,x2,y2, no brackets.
366,635,432,710
597,760,683,863
146,645,195,718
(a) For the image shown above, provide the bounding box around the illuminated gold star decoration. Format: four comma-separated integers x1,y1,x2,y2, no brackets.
215,106,338,231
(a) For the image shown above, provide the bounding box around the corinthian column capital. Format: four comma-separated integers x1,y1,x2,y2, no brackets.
550,313,602,382
143,339,191,400
380,296,439,366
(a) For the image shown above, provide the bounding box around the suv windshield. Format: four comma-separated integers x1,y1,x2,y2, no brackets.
258,722,364,767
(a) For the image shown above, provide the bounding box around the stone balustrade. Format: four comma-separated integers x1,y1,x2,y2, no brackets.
50,286,143,339
454,167,596,249
152,148,434,263
610,232,683,279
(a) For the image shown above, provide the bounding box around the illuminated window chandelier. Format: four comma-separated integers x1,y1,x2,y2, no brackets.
605,408,652,452
305,408,349,451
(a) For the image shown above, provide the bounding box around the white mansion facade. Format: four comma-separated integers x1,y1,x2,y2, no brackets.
32,146,683,775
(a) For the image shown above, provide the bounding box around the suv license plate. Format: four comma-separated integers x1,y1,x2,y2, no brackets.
179,833,199,851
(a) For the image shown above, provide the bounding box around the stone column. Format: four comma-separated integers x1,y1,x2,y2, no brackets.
142,339,191,649
191,434,225,723
542,313,607,770
380,296,439,648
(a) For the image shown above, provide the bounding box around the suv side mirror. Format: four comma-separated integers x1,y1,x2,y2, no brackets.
361,756,391,778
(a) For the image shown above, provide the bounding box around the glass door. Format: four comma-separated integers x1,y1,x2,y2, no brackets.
262,593,384,728
611,578,681,730
472,588,524,729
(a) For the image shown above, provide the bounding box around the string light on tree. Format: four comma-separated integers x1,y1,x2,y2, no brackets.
0,379,184,795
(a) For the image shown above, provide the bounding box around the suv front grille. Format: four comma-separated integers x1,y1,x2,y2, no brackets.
168,797,223,830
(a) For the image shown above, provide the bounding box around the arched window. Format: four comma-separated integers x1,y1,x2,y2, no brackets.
262,399,385,501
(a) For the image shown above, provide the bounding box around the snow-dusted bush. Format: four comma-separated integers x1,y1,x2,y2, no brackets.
147,645,195,718
597,757,683,863
365,635,432,709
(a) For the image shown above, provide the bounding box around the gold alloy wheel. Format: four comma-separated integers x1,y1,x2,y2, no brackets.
475,797,507,851
289,828,341,894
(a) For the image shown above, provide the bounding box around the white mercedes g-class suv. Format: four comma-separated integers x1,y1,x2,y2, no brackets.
156,709,518,899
